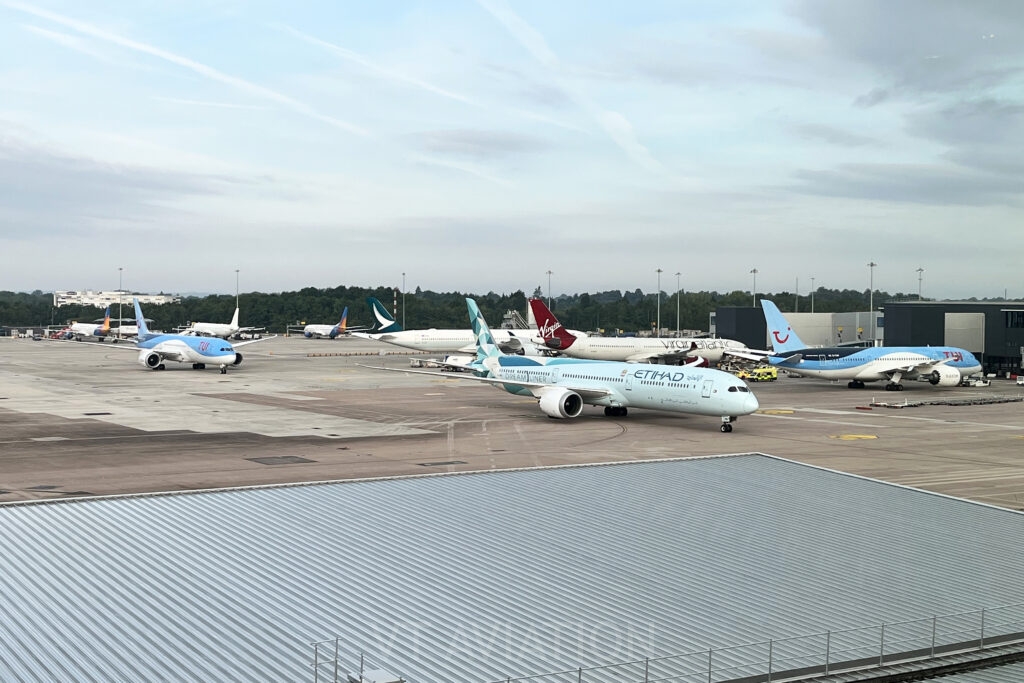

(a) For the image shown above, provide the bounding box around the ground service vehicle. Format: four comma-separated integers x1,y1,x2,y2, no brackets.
738,367,777,382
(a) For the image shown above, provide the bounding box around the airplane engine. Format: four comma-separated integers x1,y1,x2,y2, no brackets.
929,365,961,386
138,350,162,369
538,388,585,419
304,331,313,338
233,352,243,366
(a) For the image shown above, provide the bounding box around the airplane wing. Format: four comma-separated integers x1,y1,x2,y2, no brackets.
875,357,951,376
356,364,613,400
724,348,774,362
232,335,277,348
624,349,707,366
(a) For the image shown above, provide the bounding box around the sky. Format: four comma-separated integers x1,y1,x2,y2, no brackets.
1,1,1021,300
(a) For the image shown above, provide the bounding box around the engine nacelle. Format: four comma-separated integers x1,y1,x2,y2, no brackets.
929,365,961,386
538,388,585,419
138,350,162,369
233,352,243,366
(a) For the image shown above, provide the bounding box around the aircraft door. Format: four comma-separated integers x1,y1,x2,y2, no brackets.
701,379,714,398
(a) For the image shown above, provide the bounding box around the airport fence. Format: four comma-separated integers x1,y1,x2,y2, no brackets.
311,602,1024,683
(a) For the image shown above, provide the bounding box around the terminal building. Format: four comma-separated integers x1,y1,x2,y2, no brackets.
714,300,1024,376
53,290,182,307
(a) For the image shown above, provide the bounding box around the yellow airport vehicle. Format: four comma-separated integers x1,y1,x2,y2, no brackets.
737,366,778,382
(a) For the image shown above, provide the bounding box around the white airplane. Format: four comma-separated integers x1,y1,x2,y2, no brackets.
302,307,370,339
363,298,759,432
529,298,747,364
352,296,555,355
729,300,984,391
103,298,274,373
183,308,265,339
60,307,112,341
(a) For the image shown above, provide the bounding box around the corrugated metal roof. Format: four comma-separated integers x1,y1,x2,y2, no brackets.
1,454,1023,682
925,660,1024,682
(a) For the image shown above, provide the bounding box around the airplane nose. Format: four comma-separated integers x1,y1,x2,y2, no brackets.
744,392,759,414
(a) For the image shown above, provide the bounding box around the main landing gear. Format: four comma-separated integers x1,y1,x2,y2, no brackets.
720,416,735,433
219,366,228,375
604,406,628,417
884,382,904,391
847,380,866,389
192,363,206,370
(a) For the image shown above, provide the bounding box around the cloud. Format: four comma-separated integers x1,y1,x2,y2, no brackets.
1,0,368,136
791,123,877,147
276,23,477,106
408,129,550,160
788,162,1022,206
0,135,236,238
151,96,271,111
474,0,667,176
410,155,513,187
792,0,1024,100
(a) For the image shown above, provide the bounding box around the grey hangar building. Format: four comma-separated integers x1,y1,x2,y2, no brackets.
2,454,1024,682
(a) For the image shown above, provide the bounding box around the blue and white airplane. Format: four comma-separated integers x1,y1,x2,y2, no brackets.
118,298,272,373
60,306,112,341
302,307,370,339
364,298,759,432
740,300,983,391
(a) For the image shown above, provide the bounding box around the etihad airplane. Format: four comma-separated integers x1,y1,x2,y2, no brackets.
99,299,273,373
731,300,983,391
184,308,265,339
352,297,551,355
530,298,747,365
363,298,759,432
61,307,112,341
302,307,369,338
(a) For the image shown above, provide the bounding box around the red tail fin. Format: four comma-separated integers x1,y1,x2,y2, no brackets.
529,298,577,350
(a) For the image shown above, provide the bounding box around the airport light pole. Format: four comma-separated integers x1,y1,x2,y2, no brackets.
402,272,406,329
235,269,240,310
916,267,924,300
675,271,681,337
867,261,877,339
546,270,553,308
750,268,758,308
810,276,815,313
656,268,663,336
117,268,122,339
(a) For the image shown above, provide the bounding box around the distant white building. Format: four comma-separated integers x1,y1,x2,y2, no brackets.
53,290,181,307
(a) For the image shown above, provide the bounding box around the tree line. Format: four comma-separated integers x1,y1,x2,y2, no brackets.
0,285,945,334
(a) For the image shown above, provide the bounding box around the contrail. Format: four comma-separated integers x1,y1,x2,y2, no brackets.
2,0,368,136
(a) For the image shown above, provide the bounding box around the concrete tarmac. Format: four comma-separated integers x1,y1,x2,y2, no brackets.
2,335,1023,508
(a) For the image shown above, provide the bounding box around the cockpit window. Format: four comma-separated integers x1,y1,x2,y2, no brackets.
728,385,749,392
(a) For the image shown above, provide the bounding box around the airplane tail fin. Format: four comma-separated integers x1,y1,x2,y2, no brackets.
529,298,577,350
133,298,150,337
329,307,349,338
761,300,806,352
366,297,402,333
100,306,111,333
230,307,240,330
467,298,504,362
